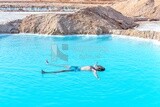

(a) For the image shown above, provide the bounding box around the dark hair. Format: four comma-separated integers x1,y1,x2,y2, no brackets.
94,65,105,71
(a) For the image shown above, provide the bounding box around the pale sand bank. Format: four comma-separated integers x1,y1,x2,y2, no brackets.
135,21,160,32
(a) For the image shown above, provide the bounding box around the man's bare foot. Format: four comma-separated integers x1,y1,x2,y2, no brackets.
41,70,45,74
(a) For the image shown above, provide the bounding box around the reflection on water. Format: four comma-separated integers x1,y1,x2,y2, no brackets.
50,35,112,42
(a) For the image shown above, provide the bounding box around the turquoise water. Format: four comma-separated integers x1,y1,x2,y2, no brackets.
0,34,160,107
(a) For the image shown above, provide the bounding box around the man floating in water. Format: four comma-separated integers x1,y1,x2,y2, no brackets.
42,60,105,79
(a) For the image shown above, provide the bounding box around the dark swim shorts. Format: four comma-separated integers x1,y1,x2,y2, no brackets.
69,66,80,72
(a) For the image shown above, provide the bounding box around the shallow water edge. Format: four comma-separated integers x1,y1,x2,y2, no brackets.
1,33,160,46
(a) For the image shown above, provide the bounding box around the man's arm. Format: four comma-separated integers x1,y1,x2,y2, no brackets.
92,69,99,79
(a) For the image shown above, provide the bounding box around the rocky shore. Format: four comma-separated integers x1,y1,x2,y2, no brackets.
0,5,160,42
19,6,136,35
0,6,137,34
0,20,21,33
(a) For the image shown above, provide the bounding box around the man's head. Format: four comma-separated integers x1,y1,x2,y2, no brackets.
94,65,105,71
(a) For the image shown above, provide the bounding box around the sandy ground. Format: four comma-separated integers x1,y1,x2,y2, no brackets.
0,12,74,24
135,21,160,32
